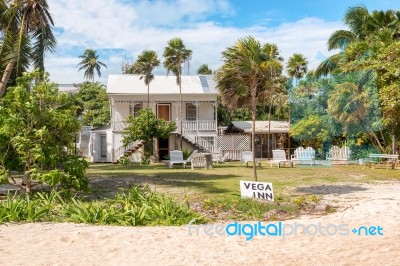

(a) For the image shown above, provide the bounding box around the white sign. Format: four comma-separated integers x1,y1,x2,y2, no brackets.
240,181,274,201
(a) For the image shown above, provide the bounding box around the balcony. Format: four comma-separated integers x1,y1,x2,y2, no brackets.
178,120,216,132
113,120,216,132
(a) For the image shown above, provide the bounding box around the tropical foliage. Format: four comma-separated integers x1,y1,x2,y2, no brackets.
163,37,192,149
197,64,212,75
128,50,160,107
122,108,176,159
0,186,204,226
287,53,308,82
77,49,107,81
216,37,285,180
0,0,56,98
0,71,89,193
77,82,110,128
309,5,400,153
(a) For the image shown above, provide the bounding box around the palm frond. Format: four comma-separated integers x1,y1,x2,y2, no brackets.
314,53,342,77
327,30,356,50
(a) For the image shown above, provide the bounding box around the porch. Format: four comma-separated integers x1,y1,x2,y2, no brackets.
113,120,217,132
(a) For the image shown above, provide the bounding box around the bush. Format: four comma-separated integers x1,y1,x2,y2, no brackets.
0,186,204,226
348,145,380,160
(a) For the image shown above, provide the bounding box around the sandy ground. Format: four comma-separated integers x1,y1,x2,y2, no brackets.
0,181,399,266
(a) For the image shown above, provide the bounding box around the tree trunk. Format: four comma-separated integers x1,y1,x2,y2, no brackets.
251,81,257,181
147,84,150,108
0,61,15,98
357,115,385,152
179,81,183,150
268,89,273,160
146,84,150,161
22,161,31,193
288,109,291,158
391,127,396,154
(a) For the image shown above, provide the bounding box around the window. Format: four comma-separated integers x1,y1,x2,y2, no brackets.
186,103,197,121
129,103,142,117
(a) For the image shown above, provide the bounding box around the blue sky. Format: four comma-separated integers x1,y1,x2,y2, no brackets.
45,0,400,85
227,1,399,26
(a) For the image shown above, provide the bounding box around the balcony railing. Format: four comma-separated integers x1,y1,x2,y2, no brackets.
113,120,216,132
179,120,216,131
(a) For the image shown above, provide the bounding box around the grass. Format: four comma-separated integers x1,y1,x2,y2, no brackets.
87,162,400,199
85,162,400,221
2,162,398,224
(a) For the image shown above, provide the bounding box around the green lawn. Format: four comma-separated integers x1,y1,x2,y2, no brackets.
87,162,400,199
86,162,400,220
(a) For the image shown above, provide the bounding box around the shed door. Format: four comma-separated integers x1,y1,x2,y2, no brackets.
100,135,107,158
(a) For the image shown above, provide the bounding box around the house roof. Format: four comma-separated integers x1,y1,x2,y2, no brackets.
58,84,79,94
227,121,289,134
107,75,218,95
91,123,111,132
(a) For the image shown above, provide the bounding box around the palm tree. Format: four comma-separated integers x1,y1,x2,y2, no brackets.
197,64,212,75
163,37,192,149
315,6,400,76
0,0,56,98
131,50,160,107
262,44,285,159
287,54,308,85
77,49,107,82
131,50,160,160
286,53,308,156
327,72,385,152
216,36,280,181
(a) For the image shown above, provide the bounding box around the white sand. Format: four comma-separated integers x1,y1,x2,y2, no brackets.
1,182,399,266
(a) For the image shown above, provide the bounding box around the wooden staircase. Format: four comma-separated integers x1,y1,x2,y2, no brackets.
114,140,144,163
178,124,220,154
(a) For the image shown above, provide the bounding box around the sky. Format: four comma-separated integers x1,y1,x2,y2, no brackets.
45,0,400,85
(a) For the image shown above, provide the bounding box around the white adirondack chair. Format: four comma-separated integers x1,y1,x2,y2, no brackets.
291,147,315,165
191,153,207,169
212,152,230,164
164,150,187,168
184,150,198,166
327,146,351,164
240,151,262,167
270,149,294,168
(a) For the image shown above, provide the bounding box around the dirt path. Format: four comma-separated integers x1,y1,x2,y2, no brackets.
0,182,399,265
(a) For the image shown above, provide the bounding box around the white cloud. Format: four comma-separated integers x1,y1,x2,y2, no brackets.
46,0,342,84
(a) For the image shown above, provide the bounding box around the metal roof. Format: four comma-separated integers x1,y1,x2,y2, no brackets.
107,75,218,95
227,121,289,134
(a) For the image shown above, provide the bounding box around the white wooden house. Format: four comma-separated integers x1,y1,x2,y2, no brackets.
89,75,219,162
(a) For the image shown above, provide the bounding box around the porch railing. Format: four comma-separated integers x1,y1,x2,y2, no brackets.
181,124,220,154
81,126,93,135
113,120,216,132
180,120,216,131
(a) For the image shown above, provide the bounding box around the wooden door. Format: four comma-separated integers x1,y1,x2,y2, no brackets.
157,104,170,121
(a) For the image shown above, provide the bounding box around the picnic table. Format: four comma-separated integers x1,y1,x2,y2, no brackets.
366,154,399,169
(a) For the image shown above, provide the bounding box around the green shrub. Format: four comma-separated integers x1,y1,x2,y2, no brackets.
118,157,131,165
0,186,204,226
181,149,192,160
